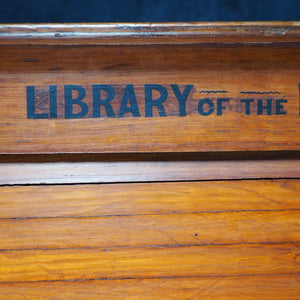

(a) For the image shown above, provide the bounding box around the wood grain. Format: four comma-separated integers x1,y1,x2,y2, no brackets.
1,180,299,218
0,23,299,298
0,243,299,282
0,275,299,299
1,160,300,185
0,210,299,250
0,24,300,153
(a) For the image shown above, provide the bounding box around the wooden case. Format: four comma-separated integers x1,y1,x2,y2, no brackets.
0,23,300,299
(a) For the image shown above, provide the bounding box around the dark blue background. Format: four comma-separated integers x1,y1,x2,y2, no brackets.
0,0,299,23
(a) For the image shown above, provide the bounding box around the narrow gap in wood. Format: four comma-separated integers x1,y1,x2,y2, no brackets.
1,272,299,285
1,208,300,221
0,240,299,253
1,150,299,163
1,177,299,187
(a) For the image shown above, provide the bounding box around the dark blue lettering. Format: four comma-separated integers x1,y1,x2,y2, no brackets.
275,99,287,115
26,86,48,119
257,99,272,115
118,85,140,117
217,98,230,115
92,85,115,118
240,99,254,115
49,85,57,119
198,98,214,116
171,84,193,116
64,85,88,119
145,84,167,117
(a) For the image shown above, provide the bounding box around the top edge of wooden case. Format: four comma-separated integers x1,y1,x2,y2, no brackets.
1,22,300,45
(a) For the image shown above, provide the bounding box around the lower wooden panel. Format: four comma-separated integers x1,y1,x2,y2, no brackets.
0,275,299,299
0,243,299,282
0,178,299,297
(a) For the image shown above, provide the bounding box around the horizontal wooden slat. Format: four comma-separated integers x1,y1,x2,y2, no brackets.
0,180,299,218
0,210,299,250
1,275,299,299
0,243,299,282
1,160,300,185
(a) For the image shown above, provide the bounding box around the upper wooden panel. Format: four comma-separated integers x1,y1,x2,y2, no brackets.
0,23,300,154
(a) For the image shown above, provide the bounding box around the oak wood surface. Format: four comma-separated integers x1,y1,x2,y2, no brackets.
0,210,299,250
0,180,299,218
1,275,299,300
0,243,299,282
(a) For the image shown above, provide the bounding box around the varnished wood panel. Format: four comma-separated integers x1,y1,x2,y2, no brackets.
0,23,300,154
0,243,299,282
0,210,299,250
1,159,300,185
0,275,299,299
1,180,299,218
0,274,300,300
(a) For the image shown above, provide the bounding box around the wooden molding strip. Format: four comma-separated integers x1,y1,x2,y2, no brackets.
0,22,300,45
1,159,299,185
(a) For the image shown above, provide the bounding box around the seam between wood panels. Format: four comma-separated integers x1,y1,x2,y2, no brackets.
1,177,300,187
1,208,300,220
0,240,299,252
0,273,300,284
